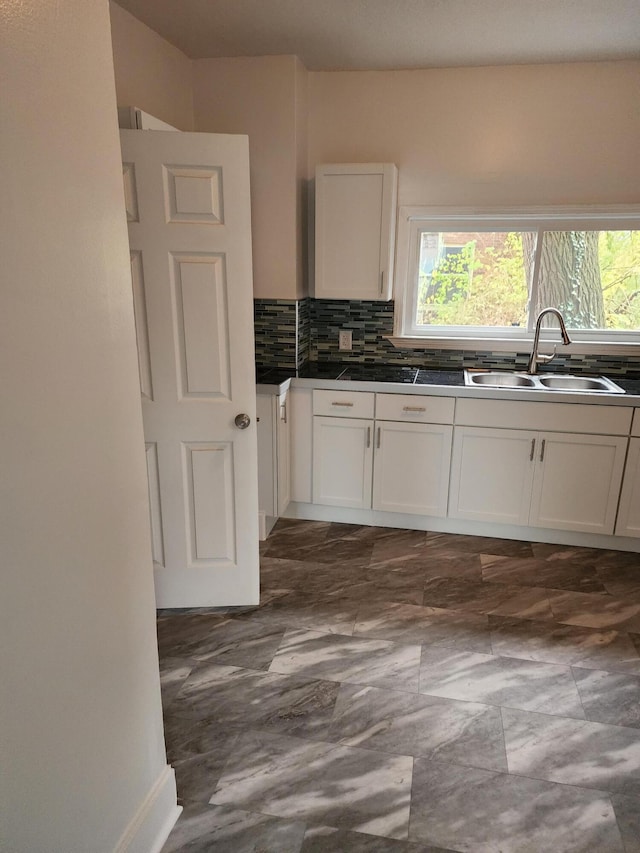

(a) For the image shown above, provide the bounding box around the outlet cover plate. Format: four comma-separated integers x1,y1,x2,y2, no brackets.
339,330,353,351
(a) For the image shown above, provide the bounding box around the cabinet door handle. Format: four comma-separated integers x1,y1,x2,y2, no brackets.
332,401,354,407
529,439,535,461
403,406,426,412
366,426,371,448
280,402,287,423
376,426,381,448
540,439,546,462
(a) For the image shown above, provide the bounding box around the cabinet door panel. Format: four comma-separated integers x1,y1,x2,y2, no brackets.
312,416,373,509
616,437,640,537
276,390,291,516
449,427,535,525
530,432,627,535
372,422,452,516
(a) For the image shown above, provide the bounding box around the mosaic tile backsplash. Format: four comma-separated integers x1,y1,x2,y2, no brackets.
255,298,640,377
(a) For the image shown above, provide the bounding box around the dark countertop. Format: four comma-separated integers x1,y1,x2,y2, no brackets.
257,363,640,397
256,363,465,386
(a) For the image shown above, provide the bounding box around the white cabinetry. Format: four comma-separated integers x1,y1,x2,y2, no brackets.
449,427,536,526
313,416,374,508
616,408,640,537
314,163,398,301
256,387,291,537
311,390,454,516
449,400,630,536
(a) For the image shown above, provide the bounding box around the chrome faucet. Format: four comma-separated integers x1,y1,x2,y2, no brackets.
527,308,572,375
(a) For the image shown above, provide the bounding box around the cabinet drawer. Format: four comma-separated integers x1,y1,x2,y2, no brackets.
313,389,375,419
632,409,640,437
375,393,454,424
456,398,632,435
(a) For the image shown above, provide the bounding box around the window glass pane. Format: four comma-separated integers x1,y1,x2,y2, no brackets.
416,231,535,328
533,231,640,330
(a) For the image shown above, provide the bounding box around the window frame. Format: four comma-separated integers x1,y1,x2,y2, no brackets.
392,206,640,354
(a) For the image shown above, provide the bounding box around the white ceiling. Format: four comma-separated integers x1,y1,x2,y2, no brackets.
114,0,640,70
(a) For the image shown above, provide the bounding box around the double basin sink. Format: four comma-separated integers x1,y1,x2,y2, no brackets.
464,370,625,394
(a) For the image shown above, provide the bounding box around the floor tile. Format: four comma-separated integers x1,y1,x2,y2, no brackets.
159,658,195,710
572,668,640,728
251,589,359,635
368,530,430,564
481,554,608,593
419,647,585,718
595,565,640,599
489,616,640,674
156,611,229,658
548,590,640,631
610,792,640,853
210,729,413,840
172,743,236,803
425,532,534,558
327,682,507,771
162,801,306,853
353,601,491,653
301,825,452,852
369,551,482,581
409,759,624,852
171,617,288,670
269,628,422,692
532,543,640,570
502,707,640,795
166,662,340,738
163,715,224,763
423,576,553,620
157,521,640,852
266,536,374,567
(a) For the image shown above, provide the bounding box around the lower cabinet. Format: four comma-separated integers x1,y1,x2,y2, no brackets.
616,437,640,537
372,420,452,516
312,416,373,508
312,410,452,516
256,387,291,535
449,426,627,535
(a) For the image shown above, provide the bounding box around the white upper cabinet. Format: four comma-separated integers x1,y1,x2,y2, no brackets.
314,163,398,301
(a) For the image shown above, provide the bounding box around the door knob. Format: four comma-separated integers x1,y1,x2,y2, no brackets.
234,413,251,429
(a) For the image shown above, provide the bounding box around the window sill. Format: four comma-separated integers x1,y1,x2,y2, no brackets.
385,335,640,356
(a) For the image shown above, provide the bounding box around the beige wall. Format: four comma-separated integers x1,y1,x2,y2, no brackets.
110,0,194,130
1,1,174,850
308,61,640,207
193,55,306,298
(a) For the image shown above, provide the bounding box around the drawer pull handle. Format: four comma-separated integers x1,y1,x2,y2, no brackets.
403,406,426,412
332,401,354,407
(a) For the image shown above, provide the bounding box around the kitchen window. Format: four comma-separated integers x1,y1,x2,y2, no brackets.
392,208,640,353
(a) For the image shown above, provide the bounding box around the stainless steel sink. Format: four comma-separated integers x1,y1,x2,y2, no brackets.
537,375,621,392
469,372,536,388
464,370,625,394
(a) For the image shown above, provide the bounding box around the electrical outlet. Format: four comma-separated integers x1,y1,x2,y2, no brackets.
338,330,353,351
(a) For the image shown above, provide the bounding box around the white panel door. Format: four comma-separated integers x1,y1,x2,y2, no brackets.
372,421,453,516
617,437,640,537
312,416,373,508
530,432,627,535
121,130,259,607
449,427,536,525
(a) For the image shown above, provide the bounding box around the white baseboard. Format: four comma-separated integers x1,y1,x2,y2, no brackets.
284,502,640,553
114,765,181,853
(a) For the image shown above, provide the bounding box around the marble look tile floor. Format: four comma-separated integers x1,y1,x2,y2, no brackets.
160,520,640,852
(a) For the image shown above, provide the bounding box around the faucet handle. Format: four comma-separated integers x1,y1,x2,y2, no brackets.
537,346,558,365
